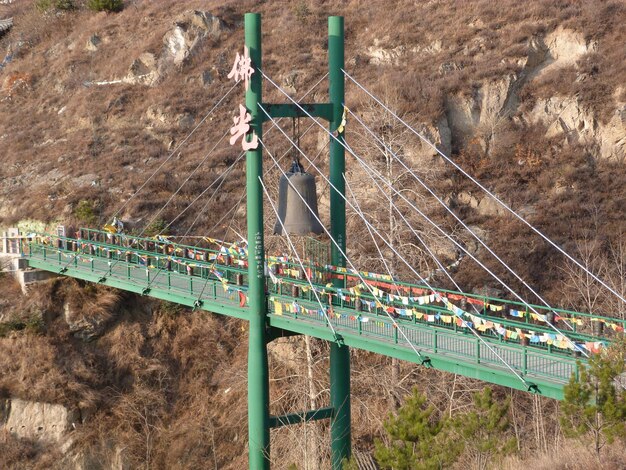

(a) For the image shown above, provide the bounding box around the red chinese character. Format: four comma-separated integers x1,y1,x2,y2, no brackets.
229,104,258,151
227,46,254,90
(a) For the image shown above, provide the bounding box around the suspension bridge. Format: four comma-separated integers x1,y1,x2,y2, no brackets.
5,13,625,470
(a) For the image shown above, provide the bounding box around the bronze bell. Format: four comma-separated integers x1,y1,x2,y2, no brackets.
273,160,324,235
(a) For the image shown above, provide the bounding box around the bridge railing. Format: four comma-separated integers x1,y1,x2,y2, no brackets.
26,240,248,312
77,227,227,260
267,291,581,384
66,230,626,327
28,233,248,281
266,256,626,341
268,276,601,356
26,232,623,350
26,233,582,387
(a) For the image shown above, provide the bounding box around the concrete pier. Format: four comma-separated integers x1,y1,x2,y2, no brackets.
1,228,59,292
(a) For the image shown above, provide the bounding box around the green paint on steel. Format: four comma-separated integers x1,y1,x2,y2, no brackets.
244,12,271,470
26,241,590,399
27,257,249,320
328,15,351,470
268,314,572,401
269,406,335,428
39,229,626,332
262,102,334,121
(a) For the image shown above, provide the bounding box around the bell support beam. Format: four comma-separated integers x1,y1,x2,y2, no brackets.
261,102,334,122
328,15,351,470
244,12,271,470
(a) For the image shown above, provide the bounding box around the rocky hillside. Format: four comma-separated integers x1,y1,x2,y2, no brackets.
0,0,625,469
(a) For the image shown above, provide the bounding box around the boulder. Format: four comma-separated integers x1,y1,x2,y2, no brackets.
63,301,114,342
457,191,479,209
162,11,225,67
475,196,507,217
472,286,504,299
85,35,101,52
125,52,159,86
456,192,506,218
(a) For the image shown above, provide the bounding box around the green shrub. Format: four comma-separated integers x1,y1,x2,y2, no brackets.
24,314,45,336
144,218,168,237
35,0,76,12
160,301,183,317
87,0,124,12
0,321,22,337
74,199,99,226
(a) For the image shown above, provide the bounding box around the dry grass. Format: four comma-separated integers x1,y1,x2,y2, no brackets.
0,429,61,470
503,440,626,470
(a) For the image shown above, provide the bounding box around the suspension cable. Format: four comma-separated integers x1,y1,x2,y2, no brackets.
259,127,432,362
346,107,577,332
260,107,538,386
177,73,330,245
358,151,586,355
259,69,587,357
343,69,626,308
111,80,240,219
143,127,231,234
133,120,330,292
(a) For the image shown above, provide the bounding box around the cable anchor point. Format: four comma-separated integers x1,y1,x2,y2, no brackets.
334,334,345,346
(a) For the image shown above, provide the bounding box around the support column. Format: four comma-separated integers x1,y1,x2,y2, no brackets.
328,15,351,470
245,13,271,470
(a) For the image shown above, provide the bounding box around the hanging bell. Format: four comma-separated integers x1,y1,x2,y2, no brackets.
273,160,324,235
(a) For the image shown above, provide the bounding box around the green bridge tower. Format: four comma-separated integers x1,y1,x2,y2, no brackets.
244,12,350,470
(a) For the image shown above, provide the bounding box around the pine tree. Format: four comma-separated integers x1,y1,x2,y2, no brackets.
560,339,626,455
451,387,516,470
374,388,461,470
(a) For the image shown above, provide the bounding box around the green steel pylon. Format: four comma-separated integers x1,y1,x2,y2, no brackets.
328,15,351,470
243,13,350,470
245,12,271,470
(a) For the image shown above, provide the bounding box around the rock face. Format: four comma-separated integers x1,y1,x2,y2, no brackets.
366,37,442,65
90,11,225,87
540,26,597,76
444,74,519,152
162,10,226,67
63,301,115,342
1,398,76,443
404,117,452,164
531,97,626,161
366,27,620,162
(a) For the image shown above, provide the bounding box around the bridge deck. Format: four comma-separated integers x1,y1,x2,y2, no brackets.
22,239,590,400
